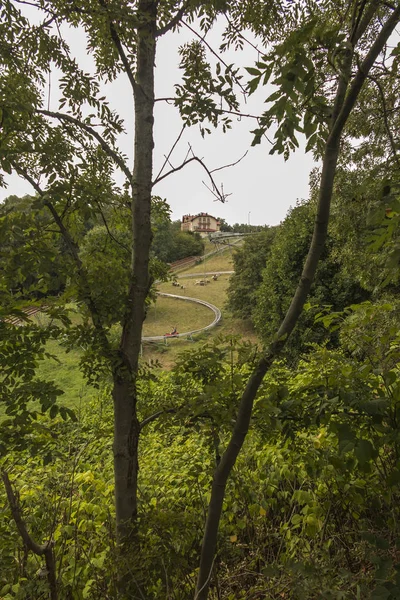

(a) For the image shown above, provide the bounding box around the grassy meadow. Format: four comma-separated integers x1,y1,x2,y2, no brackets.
187,246,236,274
35,339,96,410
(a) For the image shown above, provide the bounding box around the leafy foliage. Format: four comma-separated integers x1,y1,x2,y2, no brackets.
226,228,277,319
248,199,369,352
0,196,70,300
0,312,77,456
151,216,204,263
175,41,240,136
1,310,400,598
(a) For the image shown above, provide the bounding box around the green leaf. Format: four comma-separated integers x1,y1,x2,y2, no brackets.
245,67,261,76
49,404,58,419
371,585,391,599
387,469,400,487
355,439,376,465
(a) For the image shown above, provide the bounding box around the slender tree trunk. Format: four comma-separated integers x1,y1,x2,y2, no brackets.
195,5,400,598
2,471,58,600
112,0,157,542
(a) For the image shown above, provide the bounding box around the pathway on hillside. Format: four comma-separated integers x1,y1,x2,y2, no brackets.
175,271,233,279
142,292,222,342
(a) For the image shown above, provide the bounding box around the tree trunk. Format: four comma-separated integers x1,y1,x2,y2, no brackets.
195,5,400,598
2,471,58,600
112,0,157,542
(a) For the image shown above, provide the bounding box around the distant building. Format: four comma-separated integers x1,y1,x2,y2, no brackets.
181,213,220,237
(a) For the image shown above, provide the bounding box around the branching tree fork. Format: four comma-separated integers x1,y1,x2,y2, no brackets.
2,471,58,600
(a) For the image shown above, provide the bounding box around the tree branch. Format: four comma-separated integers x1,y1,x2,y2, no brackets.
98,0,139,95
94,199,131,254
2,470,58,600
182,20,248,97
154,124,186,182
332,0,381,125
210,150,248,174
368,72,400,168
2,470,48,555
332,3,400,143
156,1,191,37
154,96,175,102
223,13,262,54
36,109,133,188
153,154,228,202
139,407,178,430
351,0,381,44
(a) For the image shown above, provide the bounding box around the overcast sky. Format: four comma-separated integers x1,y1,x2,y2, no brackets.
1,8,317,226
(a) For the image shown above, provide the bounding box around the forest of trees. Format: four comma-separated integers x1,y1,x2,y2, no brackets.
1,0,400,598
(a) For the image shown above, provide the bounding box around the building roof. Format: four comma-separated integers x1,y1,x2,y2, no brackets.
182,212,218,223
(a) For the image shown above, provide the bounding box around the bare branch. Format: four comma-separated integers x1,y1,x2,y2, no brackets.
202,180,232,203
154,97,175,103
154,100,271,126
210,150,248,174
153,154,229,202
155,125,186,182
217,108,261,120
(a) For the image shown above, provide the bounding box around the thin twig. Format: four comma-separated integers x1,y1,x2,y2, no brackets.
194,555,216,600
155,125,186,182
139,408,177,430
202,180,232,203
153,155,228,202
94,198,131,254
223,14,262,54
210,150,248,174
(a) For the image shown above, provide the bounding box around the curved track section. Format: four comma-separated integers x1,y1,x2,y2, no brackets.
176,270,234,279
142,292,221,342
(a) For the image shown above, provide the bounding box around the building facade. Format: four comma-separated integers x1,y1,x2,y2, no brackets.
181,213,220,237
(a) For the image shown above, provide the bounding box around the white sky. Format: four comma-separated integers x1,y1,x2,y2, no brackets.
1,8,316,226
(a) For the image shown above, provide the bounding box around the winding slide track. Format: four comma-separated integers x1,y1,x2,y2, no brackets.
142,292,222,342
